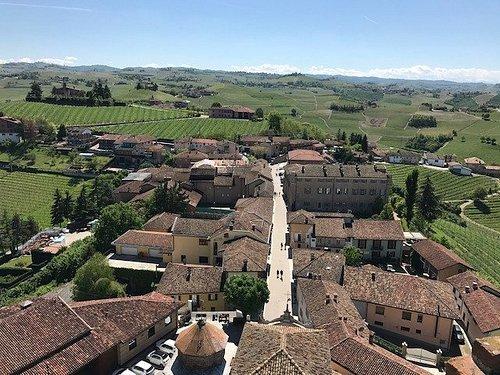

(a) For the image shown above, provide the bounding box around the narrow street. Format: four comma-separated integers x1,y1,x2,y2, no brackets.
263,162,293,321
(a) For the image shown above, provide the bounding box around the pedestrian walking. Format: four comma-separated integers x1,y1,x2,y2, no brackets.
280,270,283,279
277,270,279,278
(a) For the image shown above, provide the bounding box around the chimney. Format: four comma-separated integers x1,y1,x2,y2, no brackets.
333,294,338,303
251,223,256,231
325,294,331,305
19,300,33,309
301,165,305,173
465,285,470,293
472,281,478,290
229,220,234,231
242,259,248,272
186,268,191,282
371,272,376,282
369,332,374,345
307,272,312,279
310,253,316,261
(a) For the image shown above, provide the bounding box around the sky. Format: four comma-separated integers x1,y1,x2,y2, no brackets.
0,0,499,83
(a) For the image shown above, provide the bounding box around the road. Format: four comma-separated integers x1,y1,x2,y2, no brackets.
263,162,292,321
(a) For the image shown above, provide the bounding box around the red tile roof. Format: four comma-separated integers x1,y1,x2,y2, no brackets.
112,229,172,251
143,212,179,232
352,220,405,241
412,239,471,270
175,320,228,357
157,263,223,295
288,149,325,163
219,236,269,273
292,249,345,282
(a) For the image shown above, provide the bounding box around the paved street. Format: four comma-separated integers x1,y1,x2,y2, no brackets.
263,163,293,321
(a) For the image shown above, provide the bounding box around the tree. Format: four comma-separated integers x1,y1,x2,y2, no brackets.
37,120,56,143
51,189,64,226
211,102,222,108
404,169,419,223
361,134,368,153
62,191,73,220
94,203,143,251
72,253,125,301
146,183,189,218
255,107,264,119
268,113,282,134
418,176,440,221
224,274,269,317
343,244,362,266
135,82,143,90
88,175,116,216
72,186,91,225
26,82,43,102
57,124,67,141
472,187,488,201
291,108,297,117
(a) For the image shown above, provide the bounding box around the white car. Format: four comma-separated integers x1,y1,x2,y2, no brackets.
156,338,176,356
146,350,169,366
111,369,136,375
130,360,155,375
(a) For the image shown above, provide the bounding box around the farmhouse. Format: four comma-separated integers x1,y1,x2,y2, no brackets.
51,82,86,98
283,163,391,215
447,271,500,341
98,134,164,166
448,162,472,176
387,149,421,165
0,116,22,143
344,266,459,349
0,293,179,374
411,239,472,280
208,105,255,119
66,127,96,149
464,156,500,178
423,152,446,167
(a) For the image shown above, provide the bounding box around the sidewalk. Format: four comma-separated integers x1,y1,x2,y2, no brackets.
263,163,292,321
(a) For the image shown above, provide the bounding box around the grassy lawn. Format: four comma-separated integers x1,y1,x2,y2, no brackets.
464,196,500,232
386,164,498,201
96,117,269,139
0,101,192,126
0,170,86,227
431,219,500,286
0,255,32,269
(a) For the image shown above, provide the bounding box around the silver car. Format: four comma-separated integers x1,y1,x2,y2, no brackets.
146,350,169,367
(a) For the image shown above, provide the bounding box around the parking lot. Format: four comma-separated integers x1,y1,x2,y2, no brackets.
116,318,242,375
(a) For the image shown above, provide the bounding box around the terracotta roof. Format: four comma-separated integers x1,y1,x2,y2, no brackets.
330,336,430,375
231,323,333,375
113,180,157,195
219,237,269,273
214,175,234,186
344,266,459,319
235,197,274,224
297,279,366,336
411,239,471,270
288,149,325,162
462,289,500,334
172,217,223,237
315,217,348,238
287,210,316,225
464,157,485,165
174,150,209,161
112,230,172,251
292,249,345,282
156,263,223,295
175,320,228,357
285,163,390,178
352,220,405,241
446,270,494,291
445,355,482,375
143,212,179,232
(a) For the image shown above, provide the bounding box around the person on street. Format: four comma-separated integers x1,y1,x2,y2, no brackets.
277,270,279,278
280,270,283,279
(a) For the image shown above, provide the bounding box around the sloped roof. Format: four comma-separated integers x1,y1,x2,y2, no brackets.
292,249,345,282
156,263,223,295
219,236,269,273
230,323,333,375
352,220,405,241
412,239,471,271
112,230,172,251
315,217,348,238
143,212,179,232
175,320,228,357
288,149,325,162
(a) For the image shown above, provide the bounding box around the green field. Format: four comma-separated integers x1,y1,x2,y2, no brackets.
464,195,500,232
386,164,498,201
0,101,192,126
431,219,500,286
0,170,85,227
97,117,269,139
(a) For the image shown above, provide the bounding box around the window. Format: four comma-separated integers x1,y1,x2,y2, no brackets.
375,306,385,315
388,240,396,249
208,293,218,301
387,251,396,258
199,256,209,264
374,321,384,326
325,187,331,194
373,240,382,250
148,326,155,338
417,314,423,323
128,339,137,350
344,188,348,195
402,311,412,321
165,316,172,326
336,189,342,194
416,329,422,334
358,239,367,249
181,255,186,263
401,326,410,332
304,187,311,194
317,187,323,194
360,189,366,195
199,238,208,246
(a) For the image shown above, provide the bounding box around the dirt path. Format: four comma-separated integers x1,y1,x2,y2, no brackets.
459,198,500,237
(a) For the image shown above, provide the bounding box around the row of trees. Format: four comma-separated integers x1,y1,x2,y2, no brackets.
136,81,158,91
405,133,453,152
407,114,437,128
0,211,39,254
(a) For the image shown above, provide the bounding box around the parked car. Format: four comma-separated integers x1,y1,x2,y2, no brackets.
111,369,136,375
130,360,155,375
454,325,465,344
386,264,396,272
146,350,170,366
156,338,176,356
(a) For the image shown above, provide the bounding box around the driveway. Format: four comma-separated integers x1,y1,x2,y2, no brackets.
263,163,293,321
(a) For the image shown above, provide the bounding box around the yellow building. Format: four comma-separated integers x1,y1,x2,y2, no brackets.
112,229,173,263
156,263,225,312
344,266,459,349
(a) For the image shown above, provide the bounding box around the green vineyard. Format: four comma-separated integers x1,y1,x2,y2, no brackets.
431,219,500,286
464,196,500,232
0,101,192,126
97,117,269,139
386,165,498,201
0,170,85,227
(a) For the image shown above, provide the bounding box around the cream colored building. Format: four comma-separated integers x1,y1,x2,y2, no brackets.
112,229,173,263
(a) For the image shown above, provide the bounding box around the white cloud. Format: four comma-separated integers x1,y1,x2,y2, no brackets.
308,65,500,83
363,15,378,25
0,56,78,66
0,2,91,12
230,64,300,75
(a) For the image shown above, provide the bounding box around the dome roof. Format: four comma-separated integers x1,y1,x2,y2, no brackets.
175,319,228,358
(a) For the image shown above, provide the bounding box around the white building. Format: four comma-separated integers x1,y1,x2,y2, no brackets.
0,117,22,144
423,152,446,167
